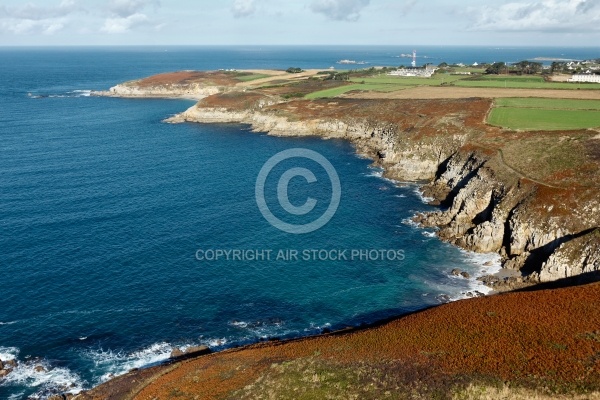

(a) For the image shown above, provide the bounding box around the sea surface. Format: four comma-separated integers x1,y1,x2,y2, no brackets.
0,46,597,399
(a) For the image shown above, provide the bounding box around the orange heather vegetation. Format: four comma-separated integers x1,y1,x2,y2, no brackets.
135,71,246,88
81,282,600,399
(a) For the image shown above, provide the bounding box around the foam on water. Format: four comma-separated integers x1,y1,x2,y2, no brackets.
228,319,300,341
0,346,19,361
413,186,434,204
82,342,173,384
461,250,502,296
0,347,84,399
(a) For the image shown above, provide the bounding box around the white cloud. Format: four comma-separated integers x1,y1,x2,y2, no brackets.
108,0,160,18
0,0,82,35
468,0,600,31
310,0,371,21
101,13,150,33
101,0,161,34
231,0,256,18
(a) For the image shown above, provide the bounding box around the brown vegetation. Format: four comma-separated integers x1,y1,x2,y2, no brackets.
80,282,600,399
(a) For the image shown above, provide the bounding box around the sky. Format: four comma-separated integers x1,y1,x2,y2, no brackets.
0,0,599,46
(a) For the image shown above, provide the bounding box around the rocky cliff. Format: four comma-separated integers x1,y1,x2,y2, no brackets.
167,95,600,284
97,83,221,99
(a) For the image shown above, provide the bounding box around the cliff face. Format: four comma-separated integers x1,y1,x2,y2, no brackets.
98,83,222,99
167,97,600,283
417,151,600,283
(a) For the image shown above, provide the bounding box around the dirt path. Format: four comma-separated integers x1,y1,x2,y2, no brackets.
344,86,600,100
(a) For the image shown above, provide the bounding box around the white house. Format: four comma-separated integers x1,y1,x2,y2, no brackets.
569,74,600,83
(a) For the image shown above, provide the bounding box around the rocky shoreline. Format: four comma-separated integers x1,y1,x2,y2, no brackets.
165,103,599,287
94,73,600,288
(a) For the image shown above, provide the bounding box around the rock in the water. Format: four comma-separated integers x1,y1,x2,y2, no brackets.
437,294,451,303
170,348,184,359
460,271,471,279
34,365,46,373
170,345,211,360
5,359,17,368
0,368,11,378
451,269,461,276
184,345,211,357
0,358,4,370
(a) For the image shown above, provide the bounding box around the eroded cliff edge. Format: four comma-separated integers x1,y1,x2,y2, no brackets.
96,70,600,285
163,90,600,285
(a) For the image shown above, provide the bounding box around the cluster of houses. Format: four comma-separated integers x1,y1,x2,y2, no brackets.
387,64,437,78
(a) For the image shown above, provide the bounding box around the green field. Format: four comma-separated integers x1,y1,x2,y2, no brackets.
495,98,600,110
236,74,272,82
455,75,600,90
351,74,465,86
488,101,600,131
305,83,411,99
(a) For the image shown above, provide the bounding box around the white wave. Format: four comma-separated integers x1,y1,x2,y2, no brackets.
304,322,331,333
461,251,502,296
0,352,83,398
204,338,228,347
71,90,92,97
228,319,289,340
364,169,383,178
413,186,434,204
0,346,19,361
401,217,420,228
83,342,174,384
0,321,18,326
422,231,437,238
395,194,407,198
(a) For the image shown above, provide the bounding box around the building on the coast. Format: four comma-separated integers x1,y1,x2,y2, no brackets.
388,64,437,78
569,74,600,83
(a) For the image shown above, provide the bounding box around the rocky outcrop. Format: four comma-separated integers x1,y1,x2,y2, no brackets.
94,83,222,99
168,104,466,182
169,345,211,361
416,149,600,282
538,228,600,282
0,357,15,378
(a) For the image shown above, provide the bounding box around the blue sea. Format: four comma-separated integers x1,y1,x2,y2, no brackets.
1,46,598,399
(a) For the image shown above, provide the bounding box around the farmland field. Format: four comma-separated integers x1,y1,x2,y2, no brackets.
488,102,600,130
456,75,600,90
495,98,600,110
305,83,412,99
